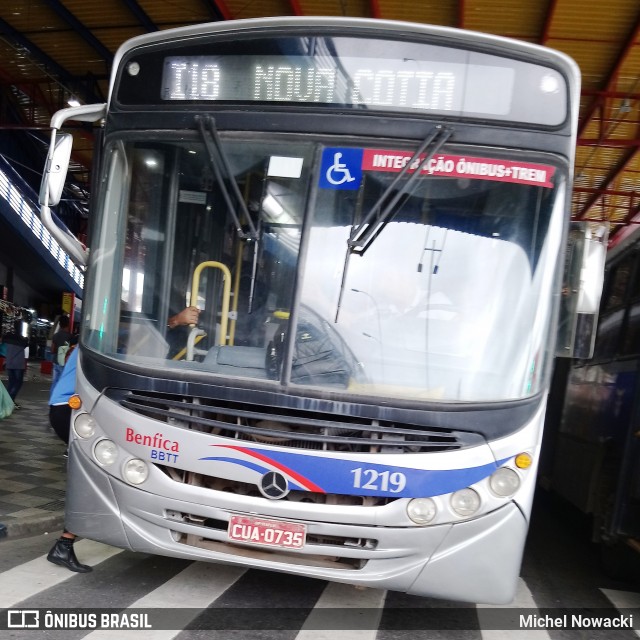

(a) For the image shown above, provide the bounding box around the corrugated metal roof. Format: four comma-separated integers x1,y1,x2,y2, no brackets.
0,0,638,244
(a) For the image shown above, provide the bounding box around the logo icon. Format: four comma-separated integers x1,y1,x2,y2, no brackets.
319,148,363,190
259,471,290,499
8,610,39,628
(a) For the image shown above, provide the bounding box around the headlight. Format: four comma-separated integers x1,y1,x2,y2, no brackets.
74,413,95,439
407,498,437,525
124,458,149,485
451,488,481,517
489,467,521,497
94,439,118,466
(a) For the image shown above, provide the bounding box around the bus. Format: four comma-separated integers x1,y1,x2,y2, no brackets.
39,17,588,604
545,226,640,577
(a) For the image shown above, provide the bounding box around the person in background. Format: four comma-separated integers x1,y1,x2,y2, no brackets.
3,322,29,409
51,315,74,388
49,346,77,453
46,346,92,573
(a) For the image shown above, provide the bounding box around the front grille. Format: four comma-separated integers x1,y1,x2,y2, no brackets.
160,464,394,507
112,389,483,454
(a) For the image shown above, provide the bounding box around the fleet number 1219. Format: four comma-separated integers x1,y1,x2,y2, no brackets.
351,467,407,493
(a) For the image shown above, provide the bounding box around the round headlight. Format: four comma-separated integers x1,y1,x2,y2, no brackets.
124,458,149,485
407,498,437,525
73,413,96,439
451,488,481,517
490,467,521,497
94,439,118,466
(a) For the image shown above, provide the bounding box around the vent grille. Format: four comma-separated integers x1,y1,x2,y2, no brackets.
110,389,483,454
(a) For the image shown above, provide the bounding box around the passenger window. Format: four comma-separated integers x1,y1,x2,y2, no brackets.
602,258,633,312
622,303,640,356
628,253,640,301
593,309,623,360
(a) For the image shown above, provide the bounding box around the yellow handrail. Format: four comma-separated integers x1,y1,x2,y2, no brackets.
191,261,232,346
172,332,206,361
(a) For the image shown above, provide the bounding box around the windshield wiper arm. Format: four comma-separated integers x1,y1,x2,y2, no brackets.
348,125,452,252
334,125,452,323
195,115,258,241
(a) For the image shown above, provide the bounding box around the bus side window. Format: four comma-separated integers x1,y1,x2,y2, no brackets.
593,256,636,360
602,257,633,312
620,253,640,356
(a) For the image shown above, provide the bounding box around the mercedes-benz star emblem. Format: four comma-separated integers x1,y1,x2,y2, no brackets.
259,471,289,499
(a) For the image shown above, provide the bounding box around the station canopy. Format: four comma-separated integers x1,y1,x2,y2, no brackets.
0,0,638,247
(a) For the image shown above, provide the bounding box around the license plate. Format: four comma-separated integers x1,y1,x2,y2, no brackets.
227,515,306,549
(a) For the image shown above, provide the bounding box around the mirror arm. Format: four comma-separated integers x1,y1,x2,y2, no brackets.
39,103,107,268
50,103,107,129
41,202,89,267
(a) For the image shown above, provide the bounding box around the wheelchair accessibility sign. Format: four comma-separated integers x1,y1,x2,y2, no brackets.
319,148,363,190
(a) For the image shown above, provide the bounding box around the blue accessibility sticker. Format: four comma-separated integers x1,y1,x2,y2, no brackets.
319,148,363,190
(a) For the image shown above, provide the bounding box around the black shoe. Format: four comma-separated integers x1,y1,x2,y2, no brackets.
63,449,68,458
47,538,93,573
13,403,21,410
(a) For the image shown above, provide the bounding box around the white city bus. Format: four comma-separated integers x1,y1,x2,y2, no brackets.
40,17,585,603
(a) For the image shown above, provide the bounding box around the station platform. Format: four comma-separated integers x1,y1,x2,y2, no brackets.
0,363,66,538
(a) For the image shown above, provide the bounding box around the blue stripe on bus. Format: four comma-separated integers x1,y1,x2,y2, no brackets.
200,445,511,498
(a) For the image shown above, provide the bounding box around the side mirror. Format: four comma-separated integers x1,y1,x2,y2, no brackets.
39,132,73,207
38,103,107,268
556,222,608,358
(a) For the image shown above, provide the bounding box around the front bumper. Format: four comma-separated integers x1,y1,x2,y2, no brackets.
65,443,528,604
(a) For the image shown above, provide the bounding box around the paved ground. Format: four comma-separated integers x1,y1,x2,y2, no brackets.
0,362,66,537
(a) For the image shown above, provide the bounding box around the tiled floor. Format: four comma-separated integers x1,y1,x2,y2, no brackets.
0,371,67,534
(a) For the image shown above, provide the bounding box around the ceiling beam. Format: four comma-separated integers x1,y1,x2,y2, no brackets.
120,0,158,32
458,0,465,29
0,17,74,84
290,0,304,16
0,18,103,113
575,147,640,220
540,0,559,45
577,15,640,139
43,0,113,65
573,12,640,224
202,0,232,21
578,138,640,147
574,187,637,197
582,90,640,100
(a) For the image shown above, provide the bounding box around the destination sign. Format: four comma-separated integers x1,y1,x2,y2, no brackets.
161,55,516,116
114,34,568,125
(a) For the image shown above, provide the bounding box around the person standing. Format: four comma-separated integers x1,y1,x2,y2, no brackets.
51,315,74,388
3,323,29,409
48,345,77,447
46,346,92,572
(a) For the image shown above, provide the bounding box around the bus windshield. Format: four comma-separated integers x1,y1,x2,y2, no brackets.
83,131,565,403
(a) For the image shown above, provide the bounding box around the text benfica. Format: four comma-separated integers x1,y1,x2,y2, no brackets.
125,427,179,452
520,614,633,629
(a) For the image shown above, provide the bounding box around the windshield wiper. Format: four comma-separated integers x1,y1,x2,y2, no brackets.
335,125,452,323
348,125,452,252
195,115,258,241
